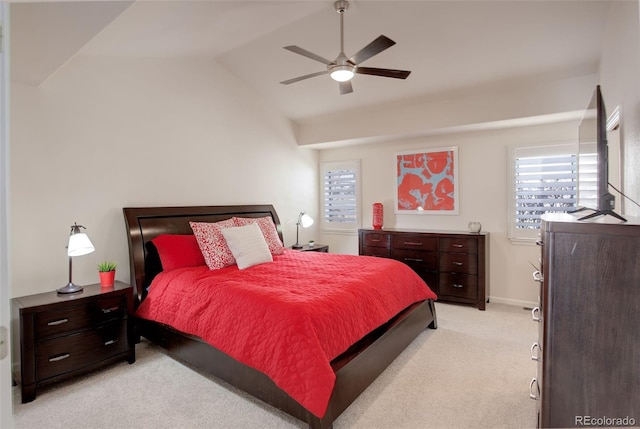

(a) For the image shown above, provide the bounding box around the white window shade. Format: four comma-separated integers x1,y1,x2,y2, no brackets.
321,160,360,231
509,144,579,242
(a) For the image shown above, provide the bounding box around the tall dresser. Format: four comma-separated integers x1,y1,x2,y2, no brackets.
359,228,489,310
530,214,640,428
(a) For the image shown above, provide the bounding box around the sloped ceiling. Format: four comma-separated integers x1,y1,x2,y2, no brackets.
10,0,611,122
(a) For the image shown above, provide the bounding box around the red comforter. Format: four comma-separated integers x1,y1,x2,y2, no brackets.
136,250,436,418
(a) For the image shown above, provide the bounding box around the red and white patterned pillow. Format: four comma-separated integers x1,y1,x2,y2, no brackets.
190,218,237,270
233,216,285,255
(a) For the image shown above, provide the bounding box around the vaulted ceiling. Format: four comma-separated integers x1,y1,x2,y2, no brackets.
11,0,611,121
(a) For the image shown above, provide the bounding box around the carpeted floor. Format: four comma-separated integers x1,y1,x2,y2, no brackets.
12,302,538,429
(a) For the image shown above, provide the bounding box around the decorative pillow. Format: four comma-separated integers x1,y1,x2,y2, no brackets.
190,218,237,270
233,216,285,255
221,223,273,270
151,234,206,272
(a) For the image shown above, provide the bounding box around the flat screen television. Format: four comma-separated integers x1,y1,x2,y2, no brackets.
574,85,625,222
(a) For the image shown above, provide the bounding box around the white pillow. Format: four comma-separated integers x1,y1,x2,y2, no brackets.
221,223,273,270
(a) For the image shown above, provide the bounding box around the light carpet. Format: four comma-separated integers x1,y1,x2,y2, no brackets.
12,302,538,429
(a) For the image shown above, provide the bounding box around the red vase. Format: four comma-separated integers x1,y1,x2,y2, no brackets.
372,203,383,230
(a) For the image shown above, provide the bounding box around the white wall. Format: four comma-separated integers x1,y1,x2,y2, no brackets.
10,55,318,297
600,0,640,217
319,120,579,307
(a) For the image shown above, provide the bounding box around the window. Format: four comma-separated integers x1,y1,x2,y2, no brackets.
320,160,360,232
508,144,581,242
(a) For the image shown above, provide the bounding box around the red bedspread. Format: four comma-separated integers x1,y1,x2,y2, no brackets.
136,250,436,418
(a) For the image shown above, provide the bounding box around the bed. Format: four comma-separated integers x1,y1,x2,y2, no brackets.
123,204,437,429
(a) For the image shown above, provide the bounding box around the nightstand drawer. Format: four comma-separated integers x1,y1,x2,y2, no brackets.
36,304,92,338
439,252,478,274
35,295,126,339
36,321,128,380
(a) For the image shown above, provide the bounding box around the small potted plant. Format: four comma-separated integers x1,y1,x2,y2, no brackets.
98,261,117,287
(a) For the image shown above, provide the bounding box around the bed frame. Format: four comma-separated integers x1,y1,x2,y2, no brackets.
123,204,437,429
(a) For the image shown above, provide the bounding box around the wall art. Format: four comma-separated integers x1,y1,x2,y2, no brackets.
395,146,459,214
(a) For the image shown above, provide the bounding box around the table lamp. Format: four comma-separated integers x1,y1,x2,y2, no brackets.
292,212,314,249
57,223,95,294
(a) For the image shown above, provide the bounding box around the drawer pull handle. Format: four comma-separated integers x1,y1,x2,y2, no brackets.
47,318,69,326
530,342,541,361
101,306,120,314
404,258,423,262
104,339,119,346
452,244,464,248
529,378,539,400
531,307,541,322
371,239,381,242
404,241,423,246
49,353,70,362
532,270,543,283
452,261,463,266
453,283,464,288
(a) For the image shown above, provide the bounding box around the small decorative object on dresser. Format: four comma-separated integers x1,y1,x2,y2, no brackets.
11,281,135,403
468,222,482,233
359,228,489,310
97,261,117,287
372,202,384,229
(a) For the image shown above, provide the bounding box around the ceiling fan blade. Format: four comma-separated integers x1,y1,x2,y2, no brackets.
356,67,411,79
280,70,328,85
349,35,396,65
283,45,333,65
339,80,353,95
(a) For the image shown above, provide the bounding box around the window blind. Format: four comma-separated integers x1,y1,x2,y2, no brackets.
323,168,357,223
514,153,578,229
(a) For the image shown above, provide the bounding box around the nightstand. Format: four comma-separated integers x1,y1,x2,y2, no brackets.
11,281,135,403
294,244,329,253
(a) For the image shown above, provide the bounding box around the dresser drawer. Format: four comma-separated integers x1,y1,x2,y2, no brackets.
35,294,126,339
440,238,478,253
361,246,391,258
439,252,478,274
438,273,478,300
392,234,437,251
361,232,390,248
391,248,437,271
36,321,128,380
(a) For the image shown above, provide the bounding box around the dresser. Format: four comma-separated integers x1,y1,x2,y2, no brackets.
530,215,640,427
11,281,135,402
358,228,489,310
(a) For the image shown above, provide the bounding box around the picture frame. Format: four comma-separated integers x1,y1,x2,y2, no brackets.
395,146,459,214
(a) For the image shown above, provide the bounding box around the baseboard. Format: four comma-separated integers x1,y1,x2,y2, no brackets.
488,296,537,309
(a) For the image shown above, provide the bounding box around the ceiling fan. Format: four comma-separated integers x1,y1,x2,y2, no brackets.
280,0,411,95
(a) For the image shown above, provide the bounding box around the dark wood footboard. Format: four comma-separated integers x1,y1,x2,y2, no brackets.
137,299,436,429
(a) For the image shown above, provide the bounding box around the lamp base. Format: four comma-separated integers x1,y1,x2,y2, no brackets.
57,282,84,294
291,244,303,249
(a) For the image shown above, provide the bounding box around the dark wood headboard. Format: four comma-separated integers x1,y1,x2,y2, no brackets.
123,204,283,303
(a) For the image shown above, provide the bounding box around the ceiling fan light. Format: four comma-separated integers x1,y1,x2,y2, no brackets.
330,66,355,82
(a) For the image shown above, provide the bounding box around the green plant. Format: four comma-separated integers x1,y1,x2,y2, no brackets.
97,261,117,272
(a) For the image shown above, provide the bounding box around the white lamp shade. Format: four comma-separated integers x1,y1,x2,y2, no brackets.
300,213,314,228
67,233,95,257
